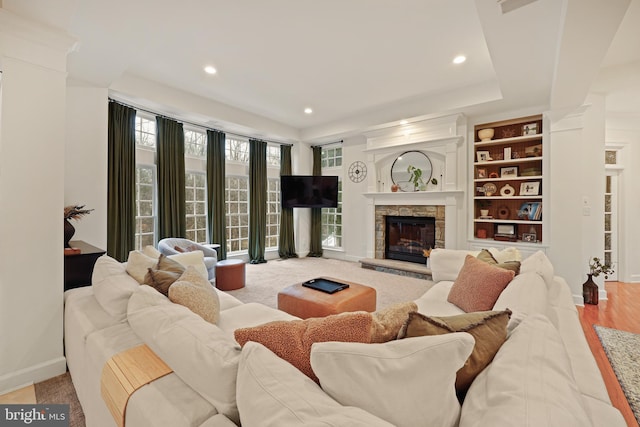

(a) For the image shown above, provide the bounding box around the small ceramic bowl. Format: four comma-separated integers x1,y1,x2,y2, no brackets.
478,128,494,141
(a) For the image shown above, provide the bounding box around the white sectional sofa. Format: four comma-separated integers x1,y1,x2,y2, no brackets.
63,248,625,426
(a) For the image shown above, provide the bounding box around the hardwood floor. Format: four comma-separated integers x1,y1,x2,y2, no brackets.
577,281,640,427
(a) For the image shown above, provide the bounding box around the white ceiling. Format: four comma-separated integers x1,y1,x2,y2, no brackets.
3,0,638,141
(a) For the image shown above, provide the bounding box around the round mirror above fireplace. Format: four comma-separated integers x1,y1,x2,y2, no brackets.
390,151,433,192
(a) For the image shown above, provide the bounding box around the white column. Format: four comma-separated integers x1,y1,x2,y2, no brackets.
0,8,76,392
547,95,607,304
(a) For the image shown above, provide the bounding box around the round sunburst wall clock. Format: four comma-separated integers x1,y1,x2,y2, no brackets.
348,161,367,183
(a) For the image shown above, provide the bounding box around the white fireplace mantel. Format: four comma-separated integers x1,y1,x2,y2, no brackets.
361,114,468,256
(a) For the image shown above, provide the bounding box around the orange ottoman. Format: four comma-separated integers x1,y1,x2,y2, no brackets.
215,259,245,291
278,278,376,319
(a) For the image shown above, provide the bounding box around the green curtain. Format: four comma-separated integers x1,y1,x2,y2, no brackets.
278,145,297,258
248,139,267,264
107,101,136,262
308,146,323,257
206,129,227,260
156,116,186,239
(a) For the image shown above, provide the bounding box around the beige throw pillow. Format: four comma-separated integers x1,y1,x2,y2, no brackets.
398,309,511,397
126,250,158,283
169,280,220,324
477,249,521,275
370,302,418,343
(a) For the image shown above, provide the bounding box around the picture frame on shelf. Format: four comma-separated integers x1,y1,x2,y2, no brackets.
524,144,542,157
494,223,517,242
476,151,491,163
519,181,540,196
503,147,512,160
477,168,487,179
522,233,537,243
500,166,519,178
522,123,538,135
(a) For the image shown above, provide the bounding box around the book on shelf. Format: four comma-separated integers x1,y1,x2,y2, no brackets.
518,202,542,221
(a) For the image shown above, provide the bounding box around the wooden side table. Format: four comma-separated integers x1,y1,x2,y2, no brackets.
215,259,246,291
64,240,106,291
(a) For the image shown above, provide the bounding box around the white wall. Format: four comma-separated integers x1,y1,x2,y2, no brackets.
548,95,607,301
0,9,75,392
65,87,109,249
331,136,368,261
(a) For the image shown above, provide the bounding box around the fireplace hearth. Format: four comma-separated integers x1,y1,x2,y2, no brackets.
385,216,435,264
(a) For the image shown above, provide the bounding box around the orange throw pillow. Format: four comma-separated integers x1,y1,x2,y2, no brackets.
234,312,373,382
447,255,515,312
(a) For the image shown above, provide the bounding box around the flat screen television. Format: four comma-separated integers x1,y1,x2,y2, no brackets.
281,175,339,208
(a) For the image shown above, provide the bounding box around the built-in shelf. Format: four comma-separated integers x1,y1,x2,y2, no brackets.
473,134,542,148
475,175,543,182
475,156,542,167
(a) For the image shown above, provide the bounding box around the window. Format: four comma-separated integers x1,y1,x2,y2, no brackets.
135,116,156,149
266,145,281,167
226,137,249,163
226,176,249,253
321,146,342,168
266,178,281,249
186,172,207,243
134,115,157,250
322,178,343,248
185,129,207,158
135,166,156,250
321,145,343,249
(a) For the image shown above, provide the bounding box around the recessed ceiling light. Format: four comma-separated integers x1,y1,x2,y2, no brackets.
453,55,466,64
400,120,408,125
204,65,217,75
304,107,313,114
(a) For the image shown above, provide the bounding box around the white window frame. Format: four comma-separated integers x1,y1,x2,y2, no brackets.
185,170,208,243
135,165,157,250
321,146,343,249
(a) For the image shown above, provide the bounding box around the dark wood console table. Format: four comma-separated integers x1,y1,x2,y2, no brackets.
64,240,106,291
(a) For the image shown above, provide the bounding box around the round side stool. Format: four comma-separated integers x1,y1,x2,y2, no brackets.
215,259,246,291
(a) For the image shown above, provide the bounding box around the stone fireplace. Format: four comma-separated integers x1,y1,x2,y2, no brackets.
375,205,445,261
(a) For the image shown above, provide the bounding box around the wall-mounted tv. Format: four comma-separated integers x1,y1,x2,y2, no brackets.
281,175,339,208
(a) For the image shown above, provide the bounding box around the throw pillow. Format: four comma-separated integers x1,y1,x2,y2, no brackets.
234,312,373,382
488,247,522,263
144,268,181,296
177,265,211,289
169,280,220,324
447,255,515,312
126,250,158,283
157,254,186,275
370,301,418,343
477,249,521,275
459,314,592,427
520,250,555,287
310,333,475,427
237,342,393,427
397,309,511,397
142,245,162,259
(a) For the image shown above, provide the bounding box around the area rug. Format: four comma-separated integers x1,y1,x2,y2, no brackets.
34,372,85,427
228,257,434,309
594,325,640,424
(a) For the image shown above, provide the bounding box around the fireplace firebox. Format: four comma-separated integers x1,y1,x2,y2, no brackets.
385,216,435,264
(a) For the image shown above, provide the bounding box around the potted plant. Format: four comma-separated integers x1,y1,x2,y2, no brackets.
64,205,93,248
478,200,492,217
407,165,424,191
583,257,614,305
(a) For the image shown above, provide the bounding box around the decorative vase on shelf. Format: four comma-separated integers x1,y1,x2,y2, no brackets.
64,219,76,248
582,274,599,305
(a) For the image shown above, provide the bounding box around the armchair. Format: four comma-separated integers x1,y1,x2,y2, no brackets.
158,238,219,280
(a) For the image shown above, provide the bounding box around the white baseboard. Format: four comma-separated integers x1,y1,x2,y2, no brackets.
573,290,609,306
0,356,66,395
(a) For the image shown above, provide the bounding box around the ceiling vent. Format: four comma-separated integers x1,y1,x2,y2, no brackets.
497,0,539,14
